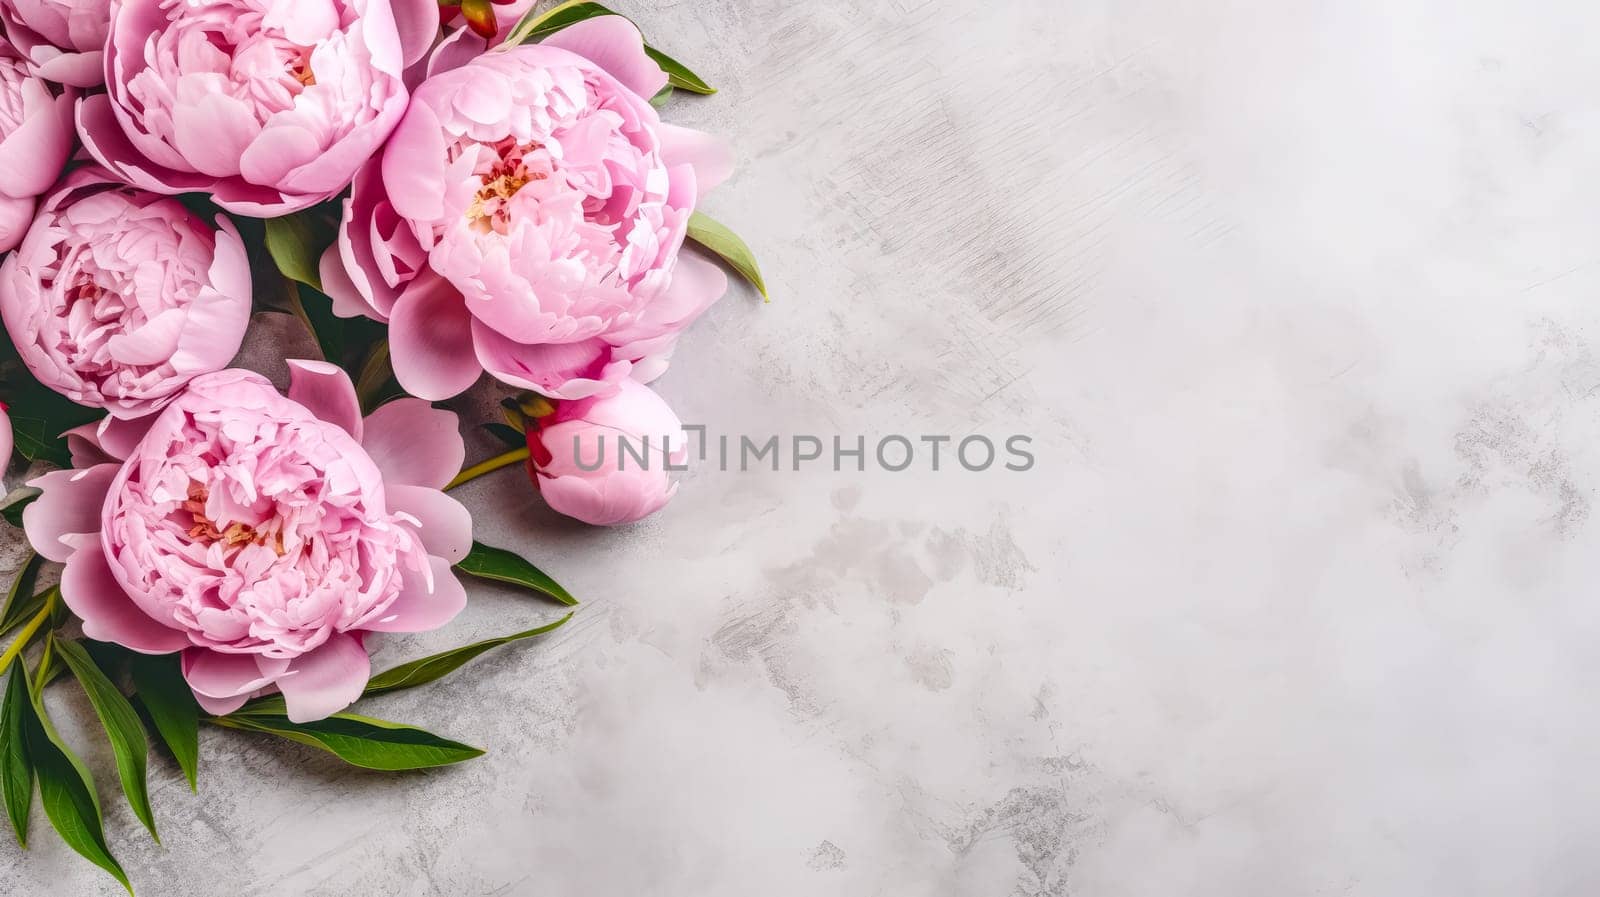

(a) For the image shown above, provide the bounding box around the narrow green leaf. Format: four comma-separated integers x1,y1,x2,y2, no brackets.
233,613,571,717
0,554,44,637
687,211,768,299
483,422,526,448
128,655,199,792
649,85,674,107
644,46,715,94
22,666,131,894
353,339,402,413
263,213,325,290
369,613,575,696
456,542,579,606
501,0,714,92
503,0,612,46
209,713,483,771
0,487,40,528
54,640,157,841
2,665,33,848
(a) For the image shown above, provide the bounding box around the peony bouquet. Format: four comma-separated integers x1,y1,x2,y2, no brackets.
0,0,762,890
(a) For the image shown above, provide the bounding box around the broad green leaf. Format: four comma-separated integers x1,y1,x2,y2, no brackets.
687,211,768,299
649,85,674,107
456,542,579,606
0,553,44,636
0,487,40,528
644,46,715,94
54,640,157,841
290,283,392,378
367,613,575,696
503,0,611,46
2,665,33,848
129,654,199,792
263,212,326,290
209,713,483,771
22,666,131,894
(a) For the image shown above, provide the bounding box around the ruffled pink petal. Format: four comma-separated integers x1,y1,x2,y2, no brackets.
540,15,667,100
24,464,118,562
277,632,370,723
387,485,472,563
360,556,467,634
360,398,465,490
389,275,481,400
286,359,363,440
659,124,733,199
61,546,190,653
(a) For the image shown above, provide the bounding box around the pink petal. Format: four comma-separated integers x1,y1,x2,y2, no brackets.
388,485,472,563
182,650,281,703
286,359,363,440
390,0,443,67
472,325,631,400
541,15,667,100
61,547,190,654
389,275,480,400
23,464,118,562
659,124,733,198
360,555,467,634
361,398,465,491
0,194,34,254
277,632,371,723
0,93,72,199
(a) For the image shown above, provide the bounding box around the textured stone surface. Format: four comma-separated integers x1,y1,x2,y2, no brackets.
7,0,1600,893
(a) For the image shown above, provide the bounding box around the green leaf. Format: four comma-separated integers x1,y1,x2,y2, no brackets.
128,655,199,792
687,211,768,299
456,542,579,606
0,554,44,637
209,713,483,771
263,212,327,291
22,666,131,894
2,665,33,848
54,640,157,841
353,340,402,413
0,487,40,528
289,283,391,378
367,613,575,697
649,85,674,107
644,46,715,94
502,1,715,92
502,0,612,46
482,422,526,448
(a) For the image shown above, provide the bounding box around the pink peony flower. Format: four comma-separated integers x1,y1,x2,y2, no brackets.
0,37,73,251
24,363,471,721
76,0,442,216
0,403,11,466
527,379,685,526
320,15,731,402
0,0,110,87
0,167,252,419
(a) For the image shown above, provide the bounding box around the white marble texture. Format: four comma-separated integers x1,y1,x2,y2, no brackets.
6,0,1600,893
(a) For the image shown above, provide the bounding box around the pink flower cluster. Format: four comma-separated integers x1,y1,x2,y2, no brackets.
0,4,734,720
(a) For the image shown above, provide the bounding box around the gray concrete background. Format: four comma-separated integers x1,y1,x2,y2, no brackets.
7,0,1600,893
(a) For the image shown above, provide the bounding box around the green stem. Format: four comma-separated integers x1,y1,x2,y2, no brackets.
447,446,531,491
0,592,54,676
